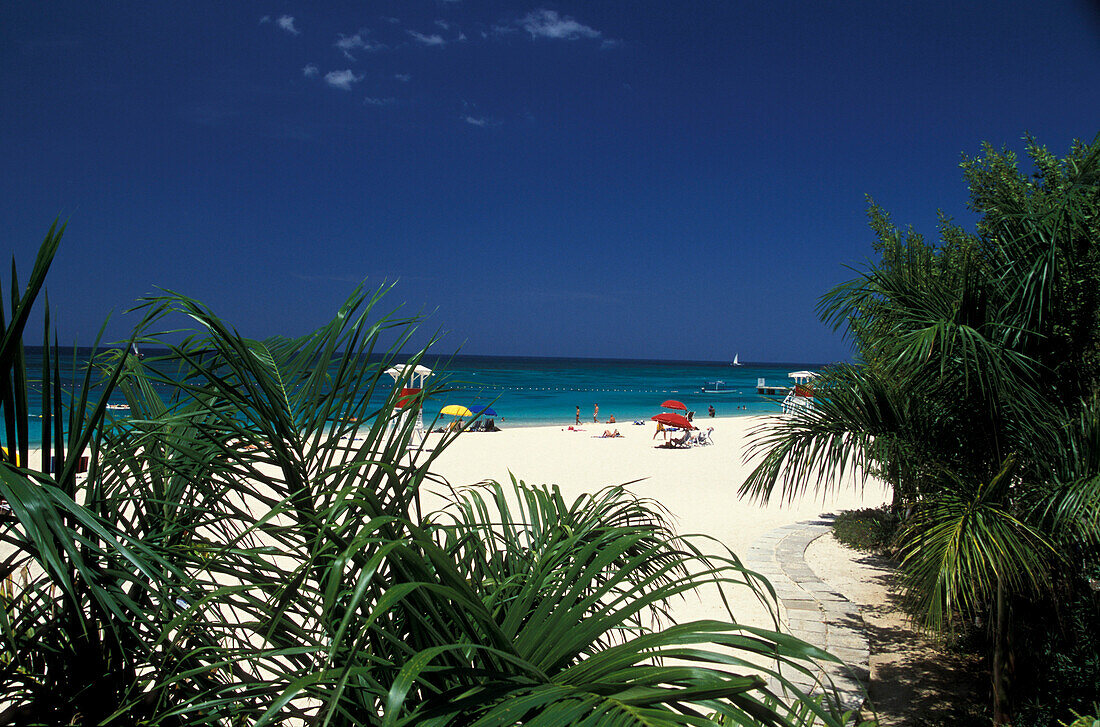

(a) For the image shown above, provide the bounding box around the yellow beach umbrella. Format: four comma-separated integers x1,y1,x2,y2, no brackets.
440,405,473,417
0,446,23,467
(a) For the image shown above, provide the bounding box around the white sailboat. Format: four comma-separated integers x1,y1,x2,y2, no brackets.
731,353,741,366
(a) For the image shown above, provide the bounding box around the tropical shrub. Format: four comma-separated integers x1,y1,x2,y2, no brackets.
0,222,149,725
1013,586,1100,726
1062,709,1100,727
831,508,895,553
741,133,1100,724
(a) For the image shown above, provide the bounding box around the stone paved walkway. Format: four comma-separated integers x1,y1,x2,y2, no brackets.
743,515,869,712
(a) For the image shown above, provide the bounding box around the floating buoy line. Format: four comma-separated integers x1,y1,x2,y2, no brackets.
443,386,696,394
25,384,711,395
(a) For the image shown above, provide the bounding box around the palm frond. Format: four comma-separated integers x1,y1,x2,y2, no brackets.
899,459,1057,630
740,364,894,504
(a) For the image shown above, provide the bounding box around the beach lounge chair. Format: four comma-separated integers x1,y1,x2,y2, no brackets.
656,434,691,449
697,427,715,445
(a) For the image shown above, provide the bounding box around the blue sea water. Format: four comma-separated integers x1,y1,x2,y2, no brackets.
10,350,826,445
427,355,819,427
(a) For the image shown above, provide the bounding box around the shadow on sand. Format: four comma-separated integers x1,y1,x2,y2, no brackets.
839,552,987,726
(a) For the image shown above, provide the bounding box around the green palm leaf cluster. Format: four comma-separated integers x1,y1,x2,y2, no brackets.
1,225,855,725
741,133,1100,724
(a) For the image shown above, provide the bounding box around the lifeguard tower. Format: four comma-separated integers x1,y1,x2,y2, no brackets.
384,363,432,442
782,370,817,415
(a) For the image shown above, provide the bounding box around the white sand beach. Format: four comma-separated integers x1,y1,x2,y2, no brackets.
427,415,887,557
424,414,959,719
10,415,888,630
423,415,890,627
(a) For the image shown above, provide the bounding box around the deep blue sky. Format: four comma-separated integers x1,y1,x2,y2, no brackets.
3,2,1098,362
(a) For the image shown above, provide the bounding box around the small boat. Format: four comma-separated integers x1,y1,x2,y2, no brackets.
700,380,737,394
731,353,742,366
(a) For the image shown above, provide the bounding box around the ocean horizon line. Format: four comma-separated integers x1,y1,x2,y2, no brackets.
20,345,843,371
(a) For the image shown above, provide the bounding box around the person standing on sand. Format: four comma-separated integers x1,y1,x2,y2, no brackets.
575,406,580,425
594,403,599,423
653,421,666,440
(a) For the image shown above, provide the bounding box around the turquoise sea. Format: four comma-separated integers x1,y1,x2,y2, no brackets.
11,350,828,445
427,355,822,427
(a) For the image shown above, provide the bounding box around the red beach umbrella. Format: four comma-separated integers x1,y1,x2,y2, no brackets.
651,412,695,430
660,399,687,411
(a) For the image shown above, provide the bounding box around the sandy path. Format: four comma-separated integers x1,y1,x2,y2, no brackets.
805,535,984,724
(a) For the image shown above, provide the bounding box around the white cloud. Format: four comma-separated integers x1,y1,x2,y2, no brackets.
435,19,451,30
408,30,445,46
463,115,489,127
324,69,363,90
364,97,397,107
336,32,384,59
395,73,411,82
259,15,271,24
277,15,300,35
519,9,599,40
303,64,319,77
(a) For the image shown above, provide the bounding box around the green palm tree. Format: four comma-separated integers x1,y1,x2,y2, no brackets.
740,134,1100,724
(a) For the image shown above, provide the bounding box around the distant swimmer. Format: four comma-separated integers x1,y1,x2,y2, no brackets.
708,405,715,417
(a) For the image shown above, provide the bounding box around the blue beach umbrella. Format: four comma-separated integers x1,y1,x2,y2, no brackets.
470,405,497,417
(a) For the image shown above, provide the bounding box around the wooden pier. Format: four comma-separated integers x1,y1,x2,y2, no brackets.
756,377,790,396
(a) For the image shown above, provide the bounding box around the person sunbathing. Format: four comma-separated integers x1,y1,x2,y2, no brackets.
664,430,691,447
655,430,691,448
600,429,622,438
